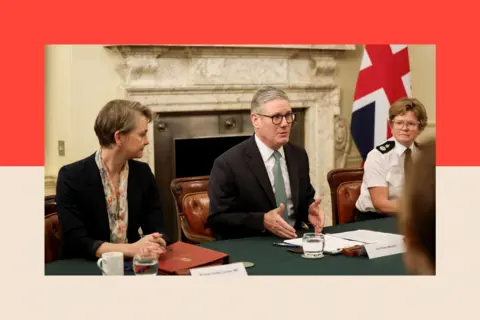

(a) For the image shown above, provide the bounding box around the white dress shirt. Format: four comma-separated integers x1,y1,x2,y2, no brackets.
254,134,295,219
356,137,419,212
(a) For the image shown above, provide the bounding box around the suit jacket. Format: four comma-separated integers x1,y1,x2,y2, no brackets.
206,134,316,239
55,153,166,260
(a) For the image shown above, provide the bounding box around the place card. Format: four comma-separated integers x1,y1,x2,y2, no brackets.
364,239,405,259
189,262,248,276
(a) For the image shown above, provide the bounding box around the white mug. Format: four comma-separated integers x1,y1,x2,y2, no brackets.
97,252,124,276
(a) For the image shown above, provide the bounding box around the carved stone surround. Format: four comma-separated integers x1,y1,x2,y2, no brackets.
100,45,355,226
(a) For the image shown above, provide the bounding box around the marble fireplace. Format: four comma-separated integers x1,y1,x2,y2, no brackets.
105,44,355,242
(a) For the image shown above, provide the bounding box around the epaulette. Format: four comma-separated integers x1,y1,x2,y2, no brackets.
376,140,395,154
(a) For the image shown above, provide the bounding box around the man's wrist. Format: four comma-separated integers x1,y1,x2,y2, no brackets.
260,212,268,232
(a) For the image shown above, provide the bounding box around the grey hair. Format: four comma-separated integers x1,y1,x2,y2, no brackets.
251,86,290,114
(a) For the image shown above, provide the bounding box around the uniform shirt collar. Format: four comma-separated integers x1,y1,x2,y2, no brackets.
390,136,417,156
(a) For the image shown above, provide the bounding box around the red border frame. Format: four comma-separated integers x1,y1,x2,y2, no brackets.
0,1,476,166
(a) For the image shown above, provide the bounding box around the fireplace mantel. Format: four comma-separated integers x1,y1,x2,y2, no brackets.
105,44,356,53
105,44,354,227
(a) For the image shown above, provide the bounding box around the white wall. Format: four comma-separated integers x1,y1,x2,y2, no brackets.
409,44,436,142
45,45,123,181
45,45,72,177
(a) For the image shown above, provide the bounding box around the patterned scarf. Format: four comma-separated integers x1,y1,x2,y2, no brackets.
95,150,129,243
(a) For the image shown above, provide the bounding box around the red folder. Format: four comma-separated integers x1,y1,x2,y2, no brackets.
158,241,230,275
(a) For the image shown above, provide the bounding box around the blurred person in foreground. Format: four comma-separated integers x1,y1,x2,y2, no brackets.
56,99,168,261
355,97,429,220
400,138,435,275
206,86,325,240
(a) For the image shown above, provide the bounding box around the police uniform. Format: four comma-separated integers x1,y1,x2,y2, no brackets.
355,137,420,220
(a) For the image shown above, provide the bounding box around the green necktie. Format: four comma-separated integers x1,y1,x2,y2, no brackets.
273,151,293,225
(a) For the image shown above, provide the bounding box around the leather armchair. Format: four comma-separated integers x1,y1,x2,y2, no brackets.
327,168,364,225
336,181,362,224
170,176,215,243
45,213,61,263
45,195,56,215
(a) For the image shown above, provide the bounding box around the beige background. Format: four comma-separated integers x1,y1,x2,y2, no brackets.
44,45,436,193
2,166,479,318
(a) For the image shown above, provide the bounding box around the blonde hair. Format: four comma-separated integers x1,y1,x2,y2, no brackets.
94,99,152,147
389,97,428,131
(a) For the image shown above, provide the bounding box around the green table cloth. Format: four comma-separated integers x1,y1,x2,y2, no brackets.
45,217,408,276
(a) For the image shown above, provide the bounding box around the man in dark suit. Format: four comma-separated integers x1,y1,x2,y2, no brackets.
206,86,325,240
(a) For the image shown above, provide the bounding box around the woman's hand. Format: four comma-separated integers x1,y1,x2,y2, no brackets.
130,232,167,257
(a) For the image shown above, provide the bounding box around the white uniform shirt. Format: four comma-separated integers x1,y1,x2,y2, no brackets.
254,135,295,218
355,137,419,213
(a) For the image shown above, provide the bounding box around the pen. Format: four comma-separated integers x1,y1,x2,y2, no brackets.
160,243,173,251
273,242,301,248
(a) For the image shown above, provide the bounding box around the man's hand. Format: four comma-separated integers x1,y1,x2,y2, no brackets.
308,197,325,233
264,204,297,239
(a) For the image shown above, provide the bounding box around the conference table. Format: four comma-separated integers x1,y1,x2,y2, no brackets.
44,217,408,276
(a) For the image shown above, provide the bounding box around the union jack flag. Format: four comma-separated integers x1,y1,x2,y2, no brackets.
351,44,412,161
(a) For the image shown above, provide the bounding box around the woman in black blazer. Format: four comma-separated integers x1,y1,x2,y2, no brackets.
56,99,168,260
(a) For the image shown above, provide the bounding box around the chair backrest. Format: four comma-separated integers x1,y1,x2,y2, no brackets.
327,168,364,225
45,212,62,263
45,195,57,215
336,181,362,224
170,176,215,243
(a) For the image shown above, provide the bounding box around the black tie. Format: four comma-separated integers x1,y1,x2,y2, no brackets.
404,148,413,185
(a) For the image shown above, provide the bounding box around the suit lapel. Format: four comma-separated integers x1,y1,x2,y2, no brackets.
244,136,276,208
85,153,110,238
284,144,300,216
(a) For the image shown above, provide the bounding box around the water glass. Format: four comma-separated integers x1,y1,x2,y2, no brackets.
133,252,159,276
302,233,325,258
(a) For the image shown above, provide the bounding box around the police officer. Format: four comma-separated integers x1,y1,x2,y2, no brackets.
355,97,429,221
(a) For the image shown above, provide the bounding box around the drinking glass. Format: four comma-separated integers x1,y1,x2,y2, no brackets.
133,251,159,276
302,233,325,258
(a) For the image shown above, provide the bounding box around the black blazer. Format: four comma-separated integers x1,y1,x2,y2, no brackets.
206,135,316,240
55,153,166,260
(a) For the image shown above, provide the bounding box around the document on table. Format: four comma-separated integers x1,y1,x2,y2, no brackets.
284,234,364,252
328,229,404,244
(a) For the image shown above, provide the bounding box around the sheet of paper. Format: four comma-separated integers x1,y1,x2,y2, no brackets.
329,229,404,244
189,262,248,276
284,234,364,252
323,235,365,251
